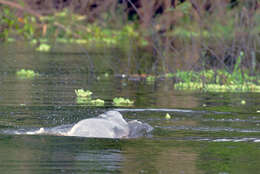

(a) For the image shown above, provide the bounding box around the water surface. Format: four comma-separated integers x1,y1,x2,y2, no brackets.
0,43,260,174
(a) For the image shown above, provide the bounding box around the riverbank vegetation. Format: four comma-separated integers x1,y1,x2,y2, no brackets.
1,0,260,92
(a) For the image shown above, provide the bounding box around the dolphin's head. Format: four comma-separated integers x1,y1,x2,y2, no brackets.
128,120,153,138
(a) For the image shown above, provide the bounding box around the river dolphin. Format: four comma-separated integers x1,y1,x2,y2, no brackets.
24,110,153,138
67,110,153,138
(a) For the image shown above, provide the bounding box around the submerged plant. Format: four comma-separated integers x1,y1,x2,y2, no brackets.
113,97,134,106
16,69,39,79
75,89,92,98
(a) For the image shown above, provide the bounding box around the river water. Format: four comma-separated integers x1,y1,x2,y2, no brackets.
0,43,260,174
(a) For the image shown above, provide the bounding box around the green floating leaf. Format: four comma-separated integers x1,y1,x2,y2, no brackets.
165,73,174,78
76,98,104,106
241,100,246,105
90,99,105,106
165,113,171,120
16,69,39,79
36,43,51,52
113,97,134,106
146,75,156,82
75,89,92,98
7,38,15,42
76,97,91,104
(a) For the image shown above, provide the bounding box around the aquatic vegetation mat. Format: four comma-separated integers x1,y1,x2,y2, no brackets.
74,89,104,106
174,82,260,92
16,69,39,79
173,68,260,92
113,97,134,106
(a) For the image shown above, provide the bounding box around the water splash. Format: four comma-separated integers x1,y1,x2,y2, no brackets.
2,111,153,139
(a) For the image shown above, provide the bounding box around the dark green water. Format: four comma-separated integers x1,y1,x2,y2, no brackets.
0,43,260,174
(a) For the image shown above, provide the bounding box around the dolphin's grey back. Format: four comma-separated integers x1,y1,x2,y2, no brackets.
99,111,128,126
65,110,152,138
68,111,129,138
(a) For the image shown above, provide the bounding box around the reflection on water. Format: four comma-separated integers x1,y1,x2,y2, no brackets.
0,43,260,173
0,135,124,174
121,140,201,174
1,135,260,174
0,135,203,174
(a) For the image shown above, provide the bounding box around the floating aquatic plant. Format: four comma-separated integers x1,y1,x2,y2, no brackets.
16,69,39,79
146,75,156,82
76,97,104,106
76,97,90,104
36,43,51,52
90,99,105,106
241,100,246,105
113,97,134,106
30,39,38,45
75,89,92,98
165,113,171,120
174,82,260,92
165,73,175,78
173,62,260,93
7,38,15,42
75,89,104,106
